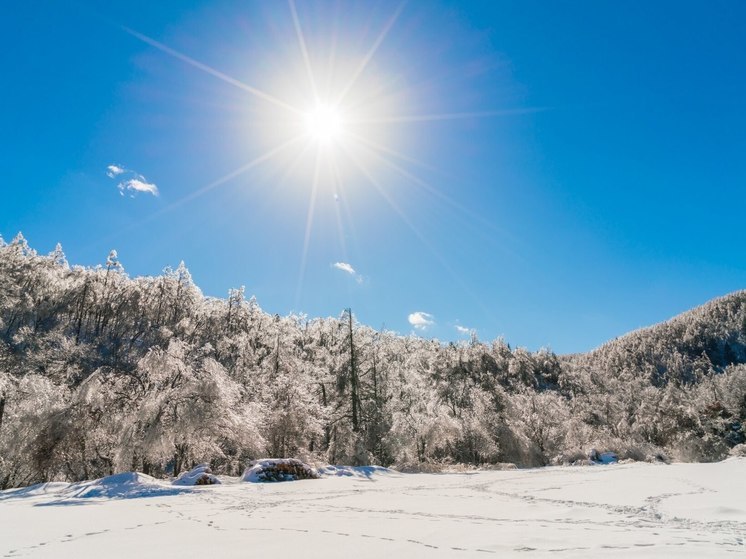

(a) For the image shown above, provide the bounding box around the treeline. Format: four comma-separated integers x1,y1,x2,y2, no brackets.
0,233,745,488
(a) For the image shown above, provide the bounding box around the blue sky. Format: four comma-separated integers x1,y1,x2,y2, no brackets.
2,0,745,353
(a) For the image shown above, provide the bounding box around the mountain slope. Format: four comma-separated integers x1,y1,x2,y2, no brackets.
572,291,746,385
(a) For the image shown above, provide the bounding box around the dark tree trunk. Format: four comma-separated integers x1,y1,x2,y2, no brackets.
320,383,331,449
347,310,359,432
0,396,5,433
75,281,89,344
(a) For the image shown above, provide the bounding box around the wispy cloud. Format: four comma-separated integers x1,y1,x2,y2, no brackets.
408,311,435,330
106,164,125,178
119,178,159,196
332,262,364,284
333,262,356,275
106,164,159,197
455,324,473,335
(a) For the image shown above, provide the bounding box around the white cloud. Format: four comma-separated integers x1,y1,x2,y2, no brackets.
106,164,125,178
118,178,159,197
107,164,159,197
333,262,356,275
117,179,158,196
408,311,435,330
455,325,474,336
333,262,364,284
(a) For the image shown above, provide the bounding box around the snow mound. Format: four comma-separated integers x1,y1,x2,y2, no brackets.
61,472,189,499
317,465,396,478
729,443,746,457
242,459,319,482
0,482,70,501
172,464,221,486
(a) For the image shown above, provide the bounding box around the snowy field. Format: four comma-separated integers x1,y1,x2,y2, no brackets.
1,460,744,558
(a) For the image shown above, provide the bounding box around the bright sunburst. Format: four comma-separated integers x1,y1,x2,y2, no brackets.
304,104,343,146
122,0,526,306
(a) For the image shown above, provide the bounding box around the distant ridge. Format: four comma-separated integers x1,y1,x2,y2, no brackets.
574,290,746,384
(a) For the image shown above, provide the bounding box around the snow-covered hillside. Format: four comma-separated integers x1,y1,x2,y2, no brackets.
3,239,746,483
1,460,744,558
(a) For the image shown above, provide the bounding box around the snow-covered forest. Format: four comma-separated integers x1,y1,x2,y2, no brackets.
1,233,745,488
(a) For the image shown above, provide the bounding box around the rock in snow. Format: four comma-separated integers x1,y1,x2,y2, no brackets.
241,458,320,482
172,464,221,486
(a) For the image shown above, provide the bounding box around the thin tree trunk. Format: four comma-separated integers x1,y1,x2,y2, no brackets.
348,310,359,432
75,281,89,343
0,396,5,433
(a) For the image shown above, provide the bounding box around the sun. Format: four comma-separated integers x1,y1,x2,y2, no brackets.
304,104,343,145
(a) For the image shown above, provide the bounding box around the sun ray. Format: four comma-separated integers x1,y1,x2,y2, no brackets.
288,0,320,104
295,149,323,306
121,26,301,115
334,1,407,106
273,140,317,189
340,144,447,267
157,135,305,215
340,145,490,314
349,133,469,205
345,131,438,172
329,156,362,267
325,6,341,100
351,107,547,125
328,156,349,261
348,134,520,253
85,136,304,257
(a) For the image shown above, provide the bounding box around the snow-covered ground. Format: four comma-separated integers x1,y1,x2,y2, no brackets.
1,459,744,558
